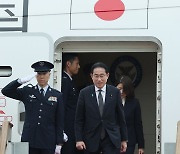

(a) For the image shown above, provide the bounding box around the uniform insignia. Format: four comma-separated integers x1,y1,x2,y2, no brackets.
39,61,44,66
48,96,57,102
29,95,36,99
63,76,67,79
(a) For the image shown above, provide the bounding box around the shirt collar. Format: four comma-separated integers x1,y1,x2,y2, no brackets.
37,85,49,92
64,71,73,80
122,98,126,106
95,84,106,92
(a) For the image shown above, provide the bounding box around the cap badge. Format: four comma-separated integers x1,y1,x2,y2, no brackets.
39,62,44,66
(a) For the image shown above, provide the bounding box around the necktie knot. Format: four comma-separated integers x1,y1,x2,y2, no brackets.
40,88,44,96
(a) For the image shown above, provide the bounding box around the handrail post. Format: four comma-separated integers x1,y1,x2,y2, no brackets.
0,120,13,154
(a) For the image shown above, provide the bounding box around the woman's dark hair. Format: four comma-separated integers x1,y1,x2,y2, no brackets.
119,75,135,99
90,62,109,74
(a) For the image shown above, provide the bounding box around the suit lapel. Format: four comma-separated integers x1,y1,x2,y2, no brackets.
103,85,113,116
32,85,52,102
32,85,43,101
123,99,130,112
45,86,53,100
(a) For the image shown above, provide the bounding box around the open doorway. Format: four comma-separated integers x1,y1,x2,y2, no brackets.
76,52,156,154
54,36,162,154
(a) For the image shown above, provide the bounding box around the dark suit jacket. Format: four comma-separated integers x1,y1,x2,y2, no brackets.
61,72,79,139
123,98,144,149
1,80,64,149
75,84,128,152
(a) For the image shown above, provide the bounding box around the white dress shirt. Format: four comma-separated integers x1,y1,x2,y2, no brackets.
37,85,49,96
122,98,126,106
95,85,106,105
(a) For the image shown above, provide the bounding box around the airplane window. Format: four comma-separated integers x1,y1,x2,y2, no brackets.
0,66,12,77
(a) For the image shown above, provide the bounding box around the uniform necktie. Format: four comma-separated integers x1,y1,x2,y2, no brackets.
98,89,104,116
40,88,44,96
98,89,105,139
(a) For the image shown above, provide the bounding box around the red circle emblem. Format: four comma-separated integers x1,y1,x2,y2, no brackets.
94,0,125,21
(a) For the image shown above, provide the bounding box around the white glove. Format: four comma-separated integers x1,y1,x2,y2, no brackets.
18,73,36,84
63,132,68,142
54,145,62,154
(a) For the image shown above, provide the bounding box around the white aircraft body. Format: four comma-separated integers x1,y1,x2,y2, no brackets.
0,0,180,153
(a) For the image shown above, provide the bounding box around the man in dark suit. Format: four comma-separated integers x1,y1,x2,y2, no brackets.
61,53,82,154
1,61,64,154
75,62,128,154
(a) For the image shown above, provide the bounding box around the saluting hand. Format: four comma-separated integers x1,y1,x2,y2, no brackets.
18,72,36,84
76,141,86,150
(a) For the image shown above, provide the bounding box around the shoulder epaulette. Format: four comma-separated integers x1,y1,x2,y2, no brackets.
26,84,33,88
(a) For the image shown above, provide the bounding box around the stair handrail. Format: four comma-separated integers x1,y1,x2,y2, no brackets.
0,120,13,154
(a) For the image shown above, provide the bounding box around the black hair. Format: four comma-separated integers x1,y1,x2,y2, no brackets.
119,75,135,99
90,62,109,74
62,53,78,69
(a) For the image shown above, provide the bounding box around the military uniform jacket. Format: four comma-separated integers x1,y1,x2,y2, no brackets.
61,72,79,138
1,80,64,149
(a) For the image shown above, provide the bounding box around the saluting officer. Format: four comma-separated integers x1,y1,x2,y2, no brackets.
1,61,64,154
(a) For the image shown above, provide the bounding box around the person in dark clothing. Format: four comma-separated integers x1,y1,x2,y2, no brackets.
61,53,82,154
1,61,64,154
117,76,145,154
75,62,128,154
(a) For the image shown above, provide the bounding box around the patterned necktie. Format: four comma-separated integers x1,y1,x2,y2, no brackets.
98,89,105,139
98,89,104,116
40,88,44,97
